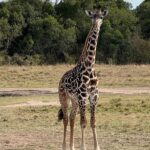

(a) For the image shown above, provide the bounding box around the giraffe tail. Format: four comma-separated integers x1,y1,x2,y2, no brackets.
58,108,64,121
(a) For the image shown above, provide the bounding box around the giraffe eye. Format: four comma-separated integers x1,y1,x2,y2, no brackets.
94,14,97,18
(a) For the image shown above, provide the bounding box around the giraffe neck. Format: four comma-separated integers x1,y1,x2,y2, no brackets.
78,20,102,67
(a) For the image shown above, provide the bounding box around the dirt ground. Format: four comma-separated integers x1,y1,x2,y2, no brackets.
0,87,150,150
0,131,150,150
1,87,150,96
0,87,150,108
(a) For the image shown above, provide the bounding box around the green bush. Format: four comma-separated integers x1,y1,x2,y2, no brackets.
0,51,9,65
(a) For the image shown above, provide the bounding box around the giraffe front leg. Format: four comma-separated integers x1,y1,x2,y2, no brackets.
92,128,100,150
89,88,100,150
79,99,87,150
91,108,100,150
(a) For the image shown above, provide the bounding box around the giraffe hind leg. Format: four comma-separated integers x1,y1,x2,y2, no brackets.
70,98,78,150
58,90,69,150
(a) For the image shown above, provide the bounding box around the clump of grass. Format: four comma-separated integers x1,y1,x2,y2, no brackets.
97,98,122,112
110,98,122,108
97,97,150,113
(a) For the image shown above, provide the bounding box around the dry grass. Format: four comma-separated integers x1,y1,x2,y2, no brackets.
0,93,150,150
0,64,150,88
0,64,150,149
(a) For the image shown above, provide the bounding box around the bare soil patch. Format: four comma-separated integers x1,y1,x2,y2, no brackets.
0,100,59,108
0,88,57,96
0,87,150,97
0,87,149,108
100,87,150,94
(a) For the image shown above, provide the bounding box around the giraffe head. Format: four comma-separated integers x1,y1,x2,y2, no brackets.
85,7,108,24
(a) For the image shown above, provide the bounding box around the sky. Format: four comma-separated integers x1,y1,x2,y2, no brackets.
124,0,144,8
50,0,144,9
0,0,145,9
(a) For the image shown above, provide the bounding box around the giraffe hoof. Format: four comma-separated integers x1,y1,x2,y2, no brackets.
70,147,75,150
95,146,100,150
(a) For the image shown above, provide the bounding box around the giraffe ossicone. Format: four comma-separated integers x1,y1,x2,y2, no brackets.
58,7,108,150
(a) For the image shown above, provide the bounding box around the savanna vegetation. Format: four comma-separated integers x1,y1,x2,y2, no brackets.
0,93,150,149
0,1,149,150
0,0,150,65
0,64,149,150
0,64,150,88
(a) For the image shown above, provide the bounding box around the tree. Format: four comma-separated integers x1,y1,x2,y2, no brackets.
137,0,150,39
131,35,150,63
0,0,149,65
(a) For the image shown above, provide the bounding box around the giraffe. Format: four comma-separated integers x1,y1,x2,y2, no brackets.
58,7,108,150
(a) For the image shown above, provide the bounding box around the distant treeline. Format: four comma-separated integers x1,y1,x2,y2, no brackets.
0,0,150,65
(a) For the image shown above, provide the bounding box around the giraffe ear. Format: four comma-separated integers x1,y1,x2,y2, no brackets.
102,9,108,17
85,10,93,18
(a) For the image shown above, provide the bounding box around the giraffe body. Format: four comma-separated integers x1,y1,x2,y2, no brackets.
59,63,98,101
58,7,108,150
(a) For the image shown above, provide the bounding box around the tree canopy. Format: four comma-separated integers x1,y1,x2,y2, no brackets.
0,0,149,65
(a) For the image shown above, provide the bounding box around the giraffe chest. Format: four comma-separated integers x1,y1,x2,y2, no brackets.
82,69,98,87
62,66,98,96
